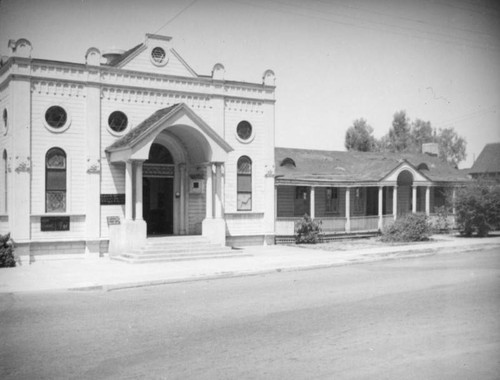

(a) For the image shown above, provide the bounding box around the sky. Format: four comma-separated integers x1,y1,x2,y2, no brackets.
1,0,499,168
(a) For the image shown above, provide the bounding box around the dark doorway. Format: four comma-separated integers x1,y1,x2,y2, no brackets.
143,177,174,235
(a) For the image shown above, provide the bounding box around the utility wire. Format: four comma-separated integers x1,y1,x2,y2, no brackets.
151,0,199,36
229,0,500,53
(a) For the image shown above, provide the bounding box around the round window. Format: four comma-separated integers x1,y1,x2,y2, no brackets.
45,106,68,129
237,121,253,141
108,111,128,133
151,47,167,65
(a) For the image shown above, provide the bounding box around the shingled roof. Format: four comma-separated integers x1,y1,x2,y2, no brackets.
106,104,179,152
469,143,500,174
275,147,469,184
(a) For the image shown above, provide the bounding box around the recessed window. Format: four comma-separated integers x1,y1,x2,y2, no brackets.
2,109,7,133
46,148,67,213
108,111,128,133
45,106,68,129
236,121,253,141
237,156,252,211
151,47,167,65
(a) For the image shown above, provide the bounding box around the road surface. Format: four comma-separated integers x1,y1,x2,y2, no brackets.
1,248,499,379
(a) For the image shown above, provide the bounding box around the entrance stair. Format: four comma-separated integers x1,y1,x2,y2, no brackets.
112,236,250,264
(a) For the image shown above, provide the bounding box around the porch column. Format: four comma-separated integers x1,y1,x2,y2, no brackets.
179,163,186,234
205,163,213,219
135,160,144,221
215,163,223,219
310,186,315,219
425,186,431,216
393,185,398,220
412,185,417,214
345,187,351,233
125,160,134,220
378,186,383,230
452,188,456,215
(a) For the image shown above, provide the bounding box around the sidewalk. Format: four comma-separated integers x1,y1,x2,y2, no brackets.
1,234,499,293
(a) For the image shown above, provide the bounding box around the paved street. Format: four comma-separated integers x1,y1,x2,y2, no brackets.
1,248,500,379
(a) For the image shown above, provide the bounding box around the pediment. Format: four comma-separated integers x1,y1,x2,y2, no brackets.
382,160,432,183
109,34,197,78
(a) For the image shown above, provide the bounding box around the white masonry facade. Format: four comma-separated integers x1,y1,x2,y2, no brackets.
0,35,277,261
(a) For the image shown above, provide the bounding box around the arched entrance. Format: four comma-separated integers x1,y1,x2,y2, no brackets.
397,170,413,216
143,143,175,235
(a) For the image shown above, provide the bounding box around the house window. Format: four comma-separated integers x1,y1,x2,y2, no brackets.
237,156,252,211
236,121,252,141
46,148,66,213
108,111,128,134
353,187,364,214
2,109,7,134
325,187,339,213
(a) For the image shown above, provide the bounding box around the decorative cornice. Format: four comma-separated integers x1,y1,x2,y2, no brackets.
225,98,263,112
31,80,86,97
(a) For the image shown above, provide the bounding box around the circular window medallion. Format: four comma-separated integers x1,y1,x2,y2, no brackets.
45,106,67,128
151,47,168,66
108,111,128,134
236,120,253,142
44,105,71,132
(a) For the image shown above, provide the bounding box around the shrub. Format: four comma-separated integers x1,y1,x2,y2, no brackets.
381,213,431,242
0,233,15,268
455,181,500,237
295,214,322,244
431,205,452,233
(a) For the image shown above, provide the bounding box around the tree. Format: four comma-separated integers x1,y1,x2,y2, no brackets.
455,181,500,237
410,119,435,152
344,118,376,152
387,110,411,152
436,127,467,167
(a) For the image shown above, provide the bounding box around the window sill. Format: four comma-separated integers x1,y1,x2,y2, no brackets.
225,212,264,216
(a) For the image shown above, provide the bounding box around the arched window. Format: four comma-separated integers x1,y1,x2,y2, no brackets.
2,150,6,214
237,156,252,211
46,148,67,212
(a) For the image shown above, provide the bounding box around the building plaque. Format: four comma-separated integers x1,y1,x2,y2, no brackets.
41,216,70,232
100,193,125,205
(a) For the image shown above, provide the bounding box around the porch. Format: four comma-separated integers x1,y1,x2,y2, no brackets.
275,184,456,237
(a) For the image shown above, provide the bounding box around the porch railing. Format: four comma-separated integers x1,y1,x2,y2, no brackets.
350,215,379,232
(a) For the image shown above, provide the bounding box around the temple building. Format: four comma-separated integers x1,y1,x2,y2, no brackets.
0,35,469,263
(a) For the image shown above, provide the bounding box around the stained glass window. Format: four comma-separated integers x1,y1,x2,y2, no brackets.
46,148,66,212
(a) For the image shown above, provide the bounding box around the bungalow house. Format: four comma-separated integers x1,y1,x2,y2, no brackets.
469,142,500,183
274,146,470,239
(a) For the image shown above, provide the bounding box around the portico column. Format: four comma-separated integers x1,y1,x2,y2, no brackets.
412,185,417,214
425,186,431,216
205,163,213,219
179,163,186,234
215,163,223,219
310,186,315,219
135,160,144,221
125,160,134,220
393,185,398,220
452,188,456,215
345,187,351,233
378,186,383,230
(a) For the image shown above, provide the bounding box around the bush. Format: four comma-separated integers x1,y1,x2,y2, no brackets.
295,214,322,244
381,213,431,242
431,205,452,233
0,233,15,268
455,181,500,237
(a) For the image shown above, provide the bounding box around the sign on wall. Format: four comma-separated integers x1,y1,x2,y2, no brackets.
100,194,125,205
41,216,70,231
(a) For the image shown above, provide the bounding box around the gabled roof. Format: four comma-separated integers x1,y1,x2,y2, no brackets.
106,103,233,162
104,43,143,67
469,142,500,174
275,147,469,184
